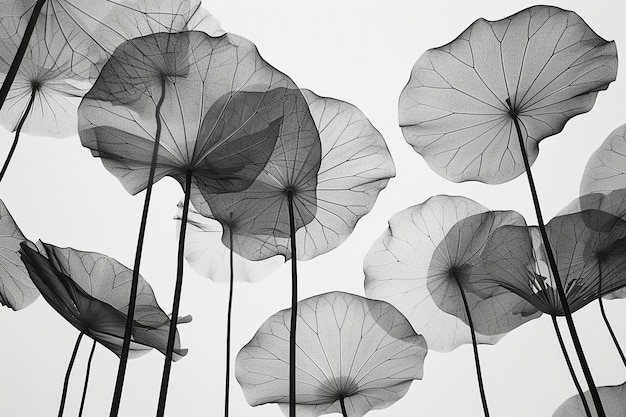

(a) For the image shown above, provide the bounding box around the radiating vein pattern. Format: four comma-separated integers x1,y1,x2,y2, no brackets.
477,191,626,314
198,89,395,261
364,195,539,352
79,32,314,206
236,291,427,417
20,241,188,360
399,5,617,184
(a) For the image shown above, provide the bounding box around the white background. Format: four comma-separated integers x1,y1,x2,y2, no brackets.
2,0,626,416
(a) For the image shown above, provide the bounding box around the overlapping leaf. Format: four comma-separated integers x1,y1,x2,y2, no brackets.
2,0,222,79
79,31,317,209
20,241,188,360
0,0,221,137
478,196,626,314
196,89,395,261
236,291,427,417
399,5,617,184
0,199,38,310
364,195,538,352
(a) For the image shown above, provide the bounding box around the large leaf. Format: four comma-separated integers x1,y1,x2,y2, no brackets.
0,199,38,310
399,5,617,184
195,89,394,261
20,241,188,360
79,31,317,211
364,195,538,351
236,291,427,417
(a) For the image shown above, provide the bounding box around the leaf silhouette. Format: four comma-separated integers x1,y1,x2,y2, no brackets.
19,241,188,360
399,5,617,184
79,32,310,200
196,88,395,261
553,382,626,417
581,124,626,196
0,0,222,179
478,198,626,315
236,291,427,417
0,199,38,310
364,195,538,352
79,30,322,416
579,127,626,306
428,204,542,335
187,88,394,417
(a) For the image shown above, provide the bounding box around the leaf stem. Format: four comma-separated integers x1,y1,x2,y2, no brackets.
58,332,83,417
224,228,234,417
109,77,167,417
0,88,37,182
339,396,348,417
458,284,490,417
507,98,605,417
156,168,192,417
598,266,626,367
551,315,592,417
0,0,47,111
78,341,97,417
287,191,298,417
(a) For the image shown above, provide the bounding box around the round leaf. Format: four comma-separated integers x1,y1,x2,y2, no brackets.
399,5,617,184
236,291,427,417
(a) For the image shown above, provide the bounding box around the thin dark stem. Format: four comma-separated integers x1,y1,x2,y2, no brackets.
339,396,348,417
224,229,234,417
0,88,37,182
507,98,605,417
458,284,490,417
156,168,192,417
287,191,298,417
78,341,97,417
598,298,626,367
58,333,83,417
110,77,167,417
0,0,47,111
598,266,626,367
551,315,593,417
